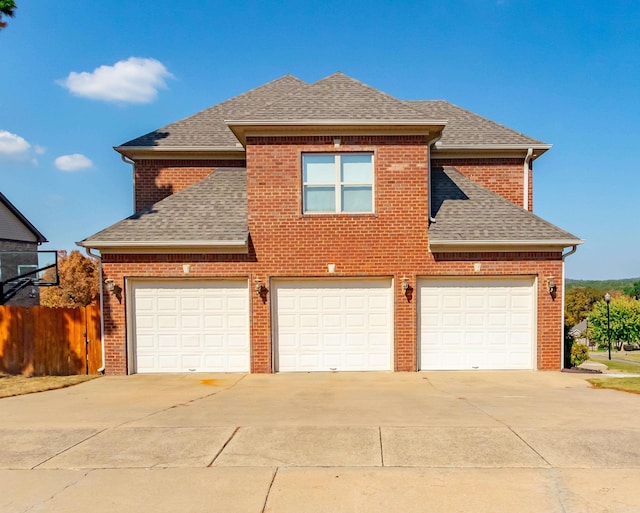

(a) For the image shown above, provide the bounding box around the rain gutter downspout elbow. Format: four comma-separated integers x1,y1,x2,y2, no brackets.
85,247,106,374
524,148,533,211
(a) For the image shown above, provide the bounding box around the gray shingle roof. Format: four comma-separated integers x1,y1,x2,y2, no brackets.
409,100,545,147
120,75,306,148
118,72,547,151
429,167,582,247
79,168,247,248
233,72,432,122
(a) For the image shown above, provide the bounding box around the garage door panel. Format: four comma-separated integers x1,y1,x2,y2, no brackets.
132,280,249,373
275,279,392,372
346,314,365,328
323,334,340,347
419,278,534,370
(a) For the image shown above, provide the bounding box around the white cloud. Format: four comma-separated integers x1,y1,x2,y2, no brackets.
0,130,31,158
55,154,93,172
57,57,173,103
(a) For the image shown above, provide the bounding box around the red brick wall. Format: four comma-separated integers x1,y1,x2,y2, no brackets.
433,158,532,210
100,254,563,375
100,138,562,375
133,159,246,211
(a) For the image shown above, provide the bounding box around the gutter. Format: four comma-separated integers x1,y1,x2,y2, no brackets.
524,148,533,210
83,248,106,374
429,239,585,248
77,239,248,249
121,154,135,214
428,133,443,223
561,245,579,369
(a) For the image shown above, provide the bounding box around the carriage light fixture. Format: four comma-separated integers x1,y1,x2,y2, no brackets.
254,278,266,297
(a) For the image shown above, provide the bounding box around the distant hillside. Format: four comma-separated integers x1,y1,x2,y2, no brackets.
565,277,640,291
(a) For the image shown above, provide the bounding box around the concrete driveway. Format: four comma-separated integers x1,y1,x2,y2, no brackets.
2,371,640,512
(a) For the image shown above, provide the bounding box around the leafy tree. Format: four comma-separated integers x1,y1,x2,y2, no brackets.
40,250,100,308
588,296,640,351
564,286,604,327
0,0,16,29
623,281,640,300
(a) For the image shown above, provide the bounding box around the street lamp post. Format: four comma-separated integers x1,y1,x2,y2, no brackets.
605,293,611,360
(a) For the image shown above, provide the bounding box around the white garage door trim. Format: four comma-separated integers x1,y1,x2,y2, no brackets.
273,278,393,372
418,277,536,370
127,279,250,374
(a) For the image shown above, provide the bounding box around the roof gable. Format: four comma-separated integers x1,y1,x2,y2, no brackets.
0,192,47,243
429,167,582,249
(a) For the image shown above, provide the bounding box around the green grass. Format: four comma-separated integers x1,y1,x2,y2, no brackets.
588,377,640,394
589,357,640,374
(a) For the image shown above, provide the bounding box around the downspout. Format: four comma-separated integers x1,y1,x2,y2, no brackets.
121,154,136,212
523,148,533,211
85,248,106,374
428,134,443,223
560,245,578,369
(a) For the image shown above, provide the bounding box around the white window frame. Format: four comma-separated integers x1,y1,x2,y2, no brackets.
302,153,374,214
17,264,38,281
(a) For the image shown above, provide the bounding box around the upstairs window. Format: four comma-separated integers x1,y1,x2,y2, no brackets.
302,154,374,213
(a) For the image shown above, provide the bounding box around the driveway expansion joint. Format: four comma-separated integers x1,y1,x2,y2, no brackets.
208,426,240,467
23,469,92,513
31,429,106,470
261,467,278,513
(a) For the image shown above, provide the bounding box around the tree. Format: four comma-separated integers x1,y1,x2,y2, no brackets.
0,0,16,29
588,296,640,351
623,281,640,300
40,250,100,308
564,286,603,327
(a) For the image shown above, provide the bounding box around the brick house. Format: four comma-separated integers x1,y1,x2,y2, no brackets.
0,192,47,306
79,73,582,375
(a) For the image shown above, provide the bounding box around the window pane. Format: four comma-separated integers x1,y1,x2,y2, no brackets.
304,186,336,212
303,155,335,183
341,154,372,182
342,186,372,212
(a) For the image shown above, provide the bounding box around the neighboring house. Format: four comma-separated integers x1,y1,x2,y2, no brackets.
0,192,48,306
79,73,583,375
569,319,591,347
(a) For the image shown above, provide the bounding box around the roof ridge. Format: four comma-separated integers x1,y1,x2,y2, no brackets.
310,72,430,118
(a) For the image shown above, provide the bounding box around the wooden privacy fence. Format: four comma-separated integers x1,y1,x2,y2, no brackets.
0,303,102,376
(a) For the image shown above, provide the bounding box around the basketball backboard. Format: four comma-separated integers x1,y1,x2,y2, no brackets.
0,250,59,304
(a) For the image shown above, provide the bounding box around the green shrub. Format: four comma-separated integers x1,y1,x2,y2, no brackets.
570,343,590,366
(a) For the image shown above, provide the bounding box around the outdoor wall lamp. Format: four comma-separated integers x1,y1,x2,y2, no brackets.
254,278,268,303
546,277,557,296
104,278,123,303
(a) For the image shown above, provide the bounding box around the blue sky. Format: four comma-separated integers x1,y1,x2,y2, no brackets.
0,0,638,280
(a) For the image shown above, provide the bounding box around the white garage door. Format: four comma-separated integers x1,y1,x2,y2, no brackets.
130,280,249,373
418,278,535,370
274,279,393,372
